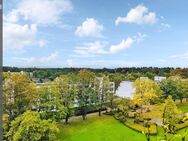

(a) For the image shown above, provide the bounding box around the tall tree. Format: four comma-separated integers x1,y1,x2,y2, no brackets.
3,73,36,119
55,74,77,124
97,75,112,116
162,96,179,134
36,82,66,122
77,69,96,120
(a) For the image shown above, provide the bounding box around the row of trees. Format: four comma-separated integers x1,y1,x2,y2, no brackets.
3,66,188,80
132,78,188,107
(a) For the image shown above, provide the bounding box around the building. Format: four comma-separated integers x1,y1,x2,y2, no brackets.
140,77,149,80
154,76,166,82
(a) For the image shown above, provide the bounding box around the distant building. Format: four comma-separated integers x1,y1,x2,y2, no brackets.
140,77,149,80
32,78,41,83
154,76,166,82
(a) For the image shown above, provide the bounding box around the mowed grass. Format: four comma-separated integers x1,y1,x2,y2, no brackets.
57,102,188,141
57,114,186,141
177,102,188,113
57,114,147,141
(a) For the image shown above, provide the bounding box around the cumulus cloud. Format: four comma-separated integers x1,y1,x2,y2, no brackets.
115,4,158,25
3,0,72,50
5,0,73,26
75,18,104,37
109,37,134,53
27,52,59,65
73,33,146,56
3,22,46,50
74,41,108,57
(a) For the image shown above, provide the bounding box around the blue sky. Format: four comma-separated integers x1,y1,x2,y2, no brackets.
3,0,188,68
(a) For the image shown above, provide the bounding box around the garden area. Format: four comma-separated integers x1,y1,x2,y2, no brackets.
57,110,188,141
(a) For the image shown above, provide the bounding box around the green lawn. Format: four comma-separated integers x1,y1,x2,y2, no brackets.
177,102,188,113
57,114,187,141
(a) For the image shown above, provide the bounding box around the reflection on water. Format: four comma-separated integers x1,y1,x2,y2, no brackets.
115,81,135,98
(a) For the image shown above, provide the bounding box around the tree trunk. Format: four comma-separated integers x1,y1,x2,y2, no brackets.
64,114,69,124
180,98,183,103
99,108,101,116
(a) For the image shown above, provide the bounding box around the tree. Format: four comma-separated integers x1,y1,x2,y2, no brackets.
77,69,96,120
55,74,77,124
176,79,188,102
6,111,59,141
162,96,179,134
160,79,179,101
116,98,131,122
133,79,162,106
97,75,113,116
36,83,66,122
3,73,36,119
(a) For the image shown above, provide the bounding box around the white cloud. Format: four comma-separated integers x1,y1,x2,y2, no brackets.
157,23,171,32
169,52,188,59
73,33,146,56
109,37,134,53
27,52,59,65
75,18,104,37
133,32,147,43
3,22,46,50
115,4,157,25
6,0,73,26
74,41,108,57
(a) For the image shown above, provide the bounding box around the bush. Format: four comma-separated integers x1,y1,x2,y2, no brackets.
124,119,157,135
176,120,188,130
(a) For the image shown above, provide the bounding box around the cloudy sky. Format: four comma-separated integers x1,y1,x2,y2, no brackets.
3,0,188,68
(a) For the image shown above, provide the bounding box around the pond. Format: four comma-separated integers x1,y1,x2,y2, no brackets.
115,81,135,99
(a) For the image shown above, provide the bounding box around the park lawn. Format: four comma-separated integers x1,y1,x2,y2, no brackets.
177,102,188,113
57,114,185,141
57,114,148,141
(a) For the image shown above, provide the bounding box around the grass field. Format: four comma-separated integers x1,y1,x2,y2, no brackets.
57,114,187,141
57,102,188,141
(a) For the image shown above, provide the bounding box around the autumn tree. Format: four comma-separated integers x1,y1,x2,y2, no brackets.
133,79,162,106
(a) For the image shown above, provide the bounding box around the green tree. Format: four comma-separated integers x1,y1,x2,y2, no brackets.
77,69,96,120
55,74,77,124
162,96,179,134
176,79,188,102
97,75,112,116
3,73,36,119
116,98,131,122
6,111,59,141
36,83,66,122
160,79,179,101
